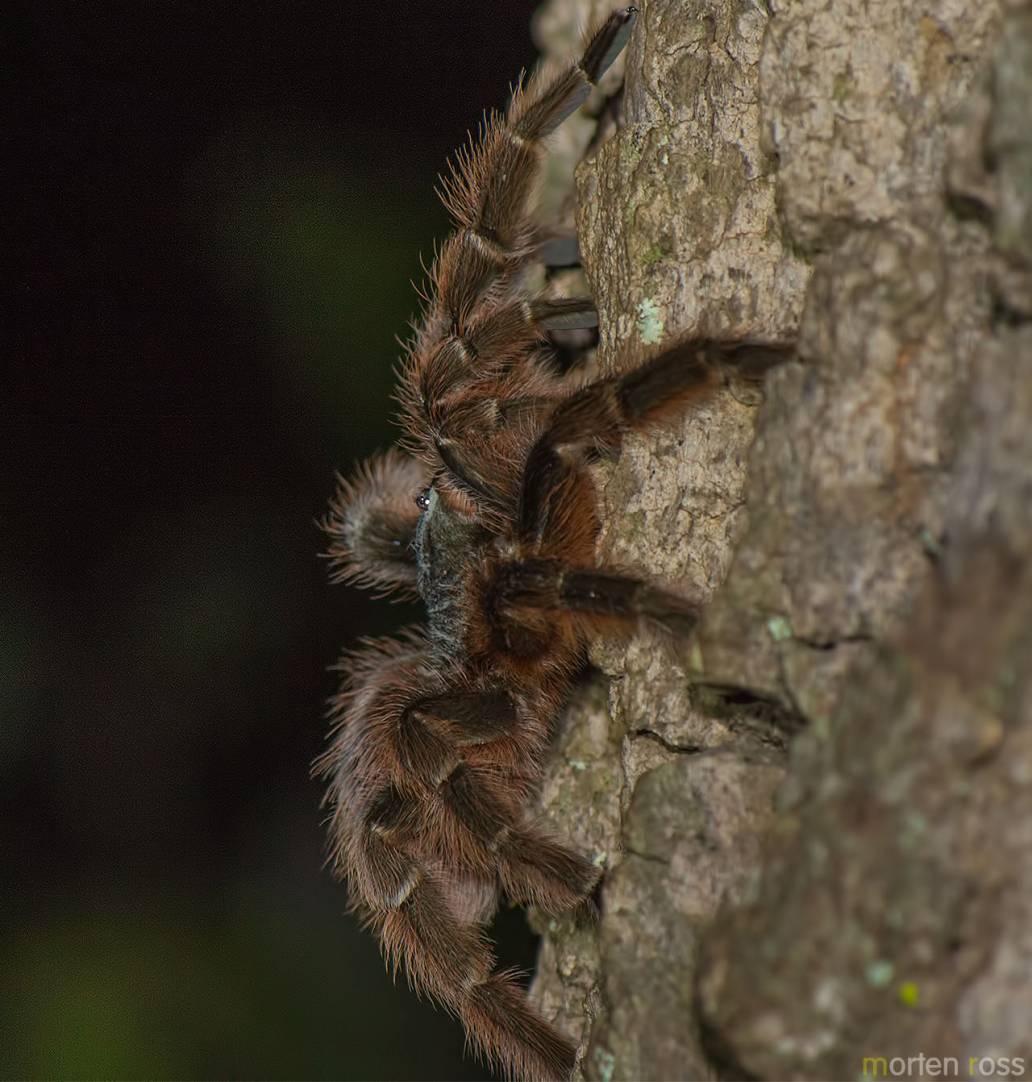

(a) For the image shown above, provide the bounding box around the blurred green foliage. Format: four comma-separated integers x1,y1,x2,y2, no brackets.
2,886,485,1080
214,153,448,460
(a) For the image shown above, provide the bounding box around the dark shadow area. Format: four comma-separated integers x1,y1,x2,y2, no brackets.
4,2,544,1077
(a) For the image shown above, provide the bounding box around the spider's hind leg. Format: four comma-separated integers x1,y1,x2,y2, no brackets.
359,860,578,1082
394,686,603,915
321,642,584,1081
436,759,602,915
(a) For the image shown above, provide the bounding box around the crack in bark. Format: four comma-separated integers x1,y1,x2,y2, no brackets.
789,632,874,651
623,845,671,866
629,727,703,755
693,681,808,738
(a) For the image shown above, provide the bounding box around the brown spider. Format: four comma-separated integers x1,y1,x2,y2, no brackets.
316,8,789,1080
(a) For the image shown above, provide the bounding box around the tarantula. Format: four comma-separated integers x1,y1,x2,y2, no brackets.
317,8,788,1081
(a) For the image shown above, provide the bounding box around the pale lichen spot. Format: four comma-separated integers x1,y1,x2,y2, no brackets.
636,297,665,344
866,960,894,987
594,1046,616,1082
767,615,793,642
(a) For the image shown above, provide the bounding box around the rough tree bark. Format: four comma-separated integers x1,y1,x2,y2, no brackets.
527,1,1032,1079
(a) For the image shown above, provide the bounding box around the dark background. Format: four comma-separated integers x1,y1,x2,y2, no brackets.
5,2,546,1078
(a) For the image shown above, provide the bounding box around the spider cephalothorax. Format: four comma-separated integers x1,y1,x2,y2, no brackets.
317,8,788,1080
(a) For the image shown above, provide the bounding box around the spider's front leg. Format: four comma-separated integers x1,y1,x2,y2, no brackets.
493,558,702,639
437,5,639,256
518,337,795,546
481,338,794,638
400,8,639,457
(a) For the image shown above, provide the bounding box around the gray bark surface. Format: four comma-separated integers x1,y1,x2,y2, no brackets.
529,1,1032,1079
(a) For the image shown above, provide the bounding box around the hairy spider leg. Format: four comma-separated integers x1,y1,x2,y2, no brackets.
335,644,599,907
436,4,638,260
362,877,576,1081
493,558,703,638
476,338,791,634
319,639,582,1081
418,297,600,431
436,758,602,912
517,337,794,548
398,8,639,468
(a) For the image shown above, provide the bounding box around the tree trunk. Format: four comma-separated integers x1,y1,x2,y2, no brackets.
529,1,1032,1079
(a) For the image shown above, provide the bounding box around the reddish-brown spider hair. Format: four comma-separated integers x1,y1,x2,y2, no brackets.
317,7,789,1079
